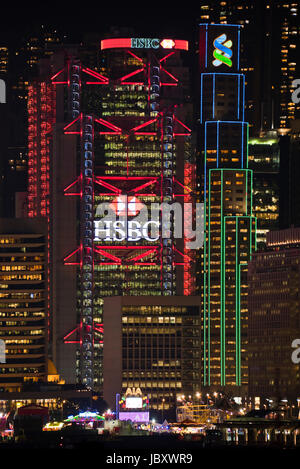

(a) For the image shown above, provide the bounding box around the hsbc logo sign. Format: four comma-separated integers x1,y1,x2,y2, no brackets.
131,38,160,49
131,38,176,49
94,197,204,249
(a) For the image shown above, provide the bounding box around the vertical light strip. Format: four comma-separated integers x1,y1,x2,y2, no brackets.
203,149,208,385
235,218,239,385
220,170,225,386
241,122,244,168
205,25,208,68
200,74,203,124
237,27,240,71
213,74,215,119
242,75,245,121
245,170,248,216
207,168,212,385
237,75,240,120
246,123,249,169
217,121,220,167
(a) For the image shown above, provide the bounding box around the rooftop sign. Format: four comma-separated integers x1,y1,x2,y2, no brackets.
101,38,188,51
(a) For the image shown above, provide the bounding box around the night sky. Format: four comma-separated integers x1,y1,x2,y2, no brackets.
0,4,201,43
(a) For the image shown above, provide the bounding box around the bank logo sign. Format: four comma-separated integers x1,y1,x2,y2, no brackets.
131,38,176,49
95,198,204,249
213,34,233,68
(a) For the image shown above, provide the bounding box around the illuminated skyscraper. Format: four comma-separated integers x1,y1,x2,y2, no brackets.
279,120,300,229
199,24,256,394
0,219,48,392
198,1,300,133
103,296,201,412
248,131,280,248
248,227,300,401
27,37,194,391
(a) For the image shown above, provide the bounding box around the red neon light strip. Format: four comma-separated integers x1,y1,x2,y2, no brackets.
131,118,158,133
133,262,157,266
174,117,192,132
174,178,192,192
101,38,132,50
82,67,109,83
95,245,157,250
86,82,107,85
94,179,122,194
161,83,177,87
130,248,158,262
51,69,65,81
63,247,81,262
99,131,122,135
161,67,179,83
119,82,144,86
160,52,175,63
174,40,189,51
94,249,122,263
63,116,81,132
120,68,145,83
173,246,193,262
95,176,159,181
95,118,123,133
64,178,79,193
126,50,144,63
131,179,157,192
63,327,79,341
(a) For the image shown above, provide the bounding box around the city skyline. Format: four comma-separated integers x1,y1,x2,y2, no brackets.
0,3,299,454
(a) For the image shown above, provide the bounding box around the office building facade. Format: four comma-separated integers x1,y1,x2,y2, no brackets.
103,296,201,411
248,227,300,401
248,131,280,247
199,23,256,393
27,37,194,390
0,218,48,392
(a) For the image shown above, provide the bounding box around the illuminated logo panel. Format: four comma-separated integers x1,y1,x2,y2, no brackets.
125,397,143,409
101,38,188,51
212,34,233,68
199,24,241,72
110,195,143,217
131,38,160,49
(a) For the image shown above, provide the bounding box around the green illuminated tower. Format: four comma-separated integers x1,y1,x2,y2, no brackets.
199,24,256,394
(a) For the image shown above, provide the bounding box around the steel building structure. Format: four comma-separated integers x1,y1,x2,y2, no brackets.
199,24,256,394
27,38,195,390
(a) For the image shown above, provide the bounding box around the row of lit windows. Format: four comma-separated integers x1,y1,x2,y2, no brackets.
122,316,180,324
0,274,43,281
0,265,43,271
